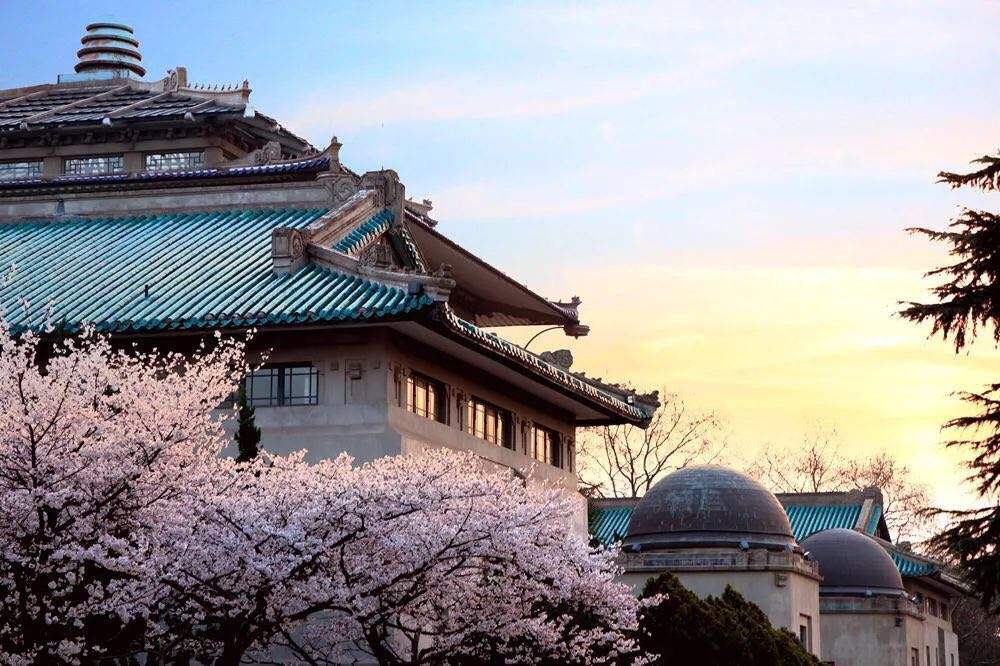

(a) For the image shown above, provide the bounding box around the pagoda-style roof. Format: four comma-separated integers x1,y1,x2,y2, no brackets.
0,84,237,130
0,203,651,425
0,69,313,156
0,27,655,427
0,208,433,332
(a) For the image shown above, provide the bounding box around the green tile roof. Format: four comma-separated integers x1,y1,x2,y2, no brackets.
588,497,941,579
890,550,937,577
0,208,434,333
589,506,633,545
785,504,862,542
333,208,393,255
588,503,866,546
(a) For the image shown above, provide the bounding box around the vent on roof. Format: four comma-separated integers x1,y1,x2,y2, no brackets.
72,22,145,80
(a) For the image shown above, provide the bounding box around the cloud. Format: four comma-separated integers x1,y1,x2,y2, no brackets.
424,113,997,224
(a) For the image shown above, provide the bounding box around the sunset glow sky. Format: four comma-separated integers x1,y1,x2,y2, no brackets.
3,1,999,510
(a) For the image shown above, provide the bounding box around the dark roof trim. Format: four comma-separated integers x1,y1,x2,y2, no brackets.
0,156,330,192
424,304,654,426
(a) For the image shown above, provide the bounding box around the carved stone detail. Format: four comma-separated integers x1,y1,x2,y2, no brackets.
358,239,394,269
251,140,282,165
271,227,306,274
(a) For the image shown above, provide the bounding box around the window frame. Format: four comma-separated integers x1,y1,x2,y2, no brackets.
530,423,562,467
0,160,43,179
64,154,125,176
243,362,319,407
464,396,513,449
405,372,447,423
144,150,205,172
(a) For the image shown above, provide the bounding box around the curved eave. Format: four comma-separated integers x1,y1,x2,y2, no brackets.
421,305,652,426
404,210,577,327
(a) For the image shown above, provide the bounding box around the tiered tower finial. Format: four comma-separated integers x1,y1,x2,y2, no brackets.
74,22,145,79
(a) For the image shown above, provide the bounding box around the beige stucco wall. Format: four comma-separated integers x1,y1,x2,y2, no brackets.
821,612,912,666
619,561,822,658
219,328,589,534
905,581,960,666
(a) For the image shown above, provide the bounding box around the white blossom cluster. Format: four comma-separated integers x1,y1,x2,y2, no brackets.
0,324,643,664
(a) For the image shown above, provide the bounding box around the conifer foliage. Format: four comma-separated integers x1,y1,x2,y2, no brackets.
901,151,1000,609
234,386,261,462
637,573,819,666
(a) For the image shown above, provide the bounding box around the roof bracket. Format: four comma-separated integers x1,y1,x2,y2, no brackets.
271,227,307,274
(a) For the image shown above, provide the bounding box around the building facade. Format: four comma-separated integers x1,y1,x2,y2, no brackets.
0,22,657,533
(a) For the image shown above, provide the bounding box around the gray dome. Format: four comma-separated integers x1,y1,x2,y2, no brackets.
801,528,904,596
624,465,796,551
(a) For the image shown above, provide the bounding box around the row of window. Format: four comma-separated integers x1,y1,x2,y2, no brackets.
404,371,567,469
911,647,955,666
0,150,204,179
913,592,949,621
231,364,569,470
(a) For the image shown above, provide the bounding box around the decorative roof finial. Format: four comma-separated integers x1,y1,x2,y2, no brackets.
75,22,146,79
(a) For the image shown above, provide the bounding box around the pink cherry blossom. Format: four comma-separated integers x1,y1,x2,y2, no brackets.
0,323,645,665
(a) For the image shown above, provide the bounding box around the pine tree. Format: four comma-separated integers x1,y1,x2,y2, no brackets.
637,573,819,665
900,151,1000,609
235,387,261,462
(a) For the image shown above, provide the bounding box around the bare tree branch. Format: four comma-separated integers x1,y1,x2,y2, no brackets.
578,392,725,498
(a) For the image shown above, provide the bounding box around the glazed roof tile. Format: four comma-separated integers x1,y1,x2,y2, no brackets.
333,208,393,255
0,208,433,332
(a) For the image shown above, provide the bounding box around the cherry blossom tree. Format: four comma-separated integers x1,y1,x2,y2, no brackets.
0,324,245,665
0,322,645,666
278,451,644,665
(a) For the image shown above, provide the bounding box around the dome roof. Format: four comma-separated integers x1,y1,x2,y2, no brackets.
623,465,796,550
801,528,904,596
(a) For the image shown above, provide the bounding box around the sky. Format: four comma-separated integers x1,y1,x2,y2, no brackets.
1,1,998,512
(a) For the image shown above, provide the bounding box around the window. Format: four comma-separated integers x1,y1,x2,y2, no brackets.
405,373,446,423
911,648,919,666
65,155,124,176
465,396,512,449
144,150,204,172
939,602,948,621
531,424,561,467
0,160,42,179
798,615,812,651
244,363,318,407
927,647,931,666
